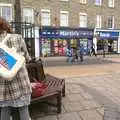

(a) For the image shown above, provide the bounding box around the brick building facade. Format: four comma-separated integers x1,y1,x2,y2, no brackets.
0,0,120,29
1,0,120,57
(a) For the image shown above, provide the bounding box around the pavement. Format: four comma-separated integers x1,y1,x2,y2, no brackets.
30,55,120,120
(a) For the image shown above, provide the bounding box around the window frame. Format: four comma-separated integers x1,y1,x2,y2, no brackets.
96,15,102,28
95,0,102,6
60,0,69,1
41,9,51,26
108,0,114,8
80,0,87,4
60,10,69,27
79,12,87,28
107,15,114,29
23,7,34,23
0,3,12,22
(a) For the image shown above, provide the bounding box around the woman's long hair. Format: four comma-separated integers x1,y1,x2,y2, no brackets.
0,17,13,34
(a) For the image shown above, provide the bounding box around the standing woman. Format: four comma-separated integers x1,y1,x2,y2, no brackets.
0,17,32,120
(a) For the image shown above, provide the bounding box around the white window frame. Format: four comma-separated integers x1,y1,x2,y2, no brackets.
95,0,102,6
60,0,69,1
41,9,51,26
108,16,114,29
80,0,87,4
108,0,114,8
23,8,34,23
0,3,12,22
96,15,102,28
60,11,69,27
79,12,87,27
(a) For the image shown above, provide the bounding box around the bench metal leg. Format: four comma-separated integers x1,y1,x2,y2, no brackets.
62,80,65,97
57,91,61,113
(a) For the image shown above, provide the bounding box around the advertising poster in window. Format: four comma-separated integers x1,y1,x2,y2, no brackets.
80,39,88,55
41,39,51,56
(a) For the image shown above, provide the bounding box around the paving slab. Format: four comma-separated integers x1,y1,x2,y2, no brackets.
79,110,103,120
30,56,120,120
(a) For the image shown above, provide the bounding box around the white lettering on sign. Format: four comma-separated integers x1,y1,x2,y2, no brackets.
100,33,110,37
59,30,92,36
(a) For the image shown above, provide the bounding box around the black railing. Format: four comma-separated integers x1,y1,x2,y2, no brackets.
10,22,35,38
10,22,35,58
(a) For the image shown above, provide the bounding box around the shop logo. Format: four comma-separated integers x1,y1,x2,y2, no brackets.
96,32,110,38
100,33,110,37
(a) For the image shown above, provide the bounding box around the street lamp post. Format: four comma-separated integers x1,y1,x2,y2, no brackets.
14,0,22,34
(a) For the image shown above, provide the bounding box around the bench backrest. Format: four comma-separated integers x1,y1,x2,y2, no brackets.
26,59,45,82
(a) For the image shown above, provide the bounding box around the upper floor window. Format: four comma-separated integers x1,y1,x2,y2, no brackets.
23,8,34,23
95,0,102,6
79,13,87,27
41,9,51,26
60,0,69,1
108,0,114,8
0,3,12,22
80,0,87,4
96,15,102,28
60,11,69,27
108,16,114,29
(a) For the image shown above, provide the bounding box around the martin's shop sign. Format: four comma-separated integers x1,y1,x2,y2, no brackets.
96,31,119,40
40,27,94,39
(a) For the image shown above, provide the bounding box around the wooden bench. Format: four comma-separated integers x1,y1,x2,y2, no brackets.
27,59,65,113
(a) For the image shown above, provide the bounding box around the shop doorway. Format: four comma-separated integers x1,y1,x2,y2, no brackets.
78,39,89,55
97,40,117,54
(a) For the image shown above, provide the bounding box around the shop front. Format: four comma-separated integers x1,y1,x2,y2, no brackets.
95,29,120,54
40,27,94,56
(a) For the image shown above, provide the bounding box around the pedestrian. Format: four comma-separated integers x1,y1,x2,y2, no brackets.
78,45,84,62
0,17,32,120
66,47,74,63
108,43,112,54
74,48,78,62
91,46,97,56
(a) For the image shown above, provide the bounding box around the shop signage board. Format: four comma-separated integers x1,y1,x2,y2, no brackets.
96,31,119,40
40,27,94,39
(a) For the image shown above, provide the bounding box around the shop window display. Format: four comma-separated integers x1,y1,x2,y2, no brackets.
70,39,77,48
53,39,67,56
41,39,51,57
79,39,88,55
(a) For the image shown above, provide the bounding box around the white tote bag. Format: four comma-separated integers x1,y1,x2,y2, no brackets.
0,34,25,81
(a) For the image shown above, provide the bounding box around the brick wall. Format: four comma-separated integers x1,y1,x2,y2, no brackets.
1,0,120,29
